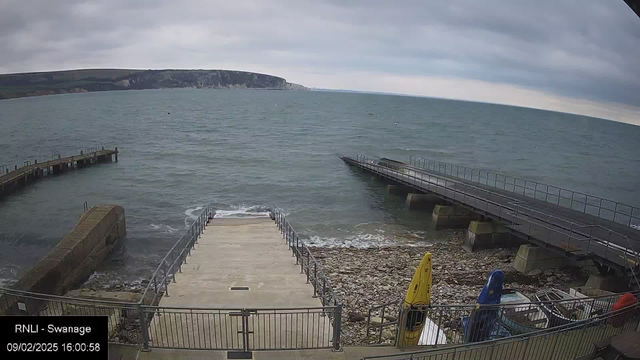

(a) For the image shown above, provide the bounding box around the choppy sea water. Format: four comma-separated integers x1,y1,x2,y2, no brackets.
1,89,639,286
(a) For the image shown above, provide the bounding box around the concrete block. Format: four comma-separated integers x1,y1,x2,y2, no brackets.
584,275,628,293
432,206,482,230
511,244,572,273
468,221,494,235
386,184,411,196
433,205,455,216
405,193,442,210
464,221,519,252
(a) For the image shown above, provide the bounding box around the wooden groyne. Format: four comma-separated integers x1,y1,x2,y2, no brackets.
0,147,118,198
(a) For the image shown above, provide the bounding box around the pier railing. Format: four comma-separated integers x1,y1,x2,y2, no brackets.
363,301,640,360
366,290,640,349
408,156,640,229
142,305,340,351
140,204,215,307
272,207,342,309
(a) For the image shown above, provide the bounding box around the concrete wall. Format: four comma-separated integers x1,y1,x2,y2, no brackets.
3,205,125,313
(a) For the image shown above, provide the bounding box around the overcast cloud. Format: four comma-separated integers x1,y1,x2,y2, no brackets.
1,0,639,123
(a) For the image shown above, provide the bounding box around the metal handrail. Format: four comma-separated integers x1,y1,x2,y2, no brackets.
368,289,640,314
352,154,640,272
366,289,640,342
408,155,640,228
272,206,341,307
141,305,339,311
139,204,215,306
273,206,343,351
363,301,640,359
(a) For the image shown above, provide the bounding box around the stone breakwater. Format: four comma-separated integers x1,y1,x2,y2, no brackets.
312,230,593,346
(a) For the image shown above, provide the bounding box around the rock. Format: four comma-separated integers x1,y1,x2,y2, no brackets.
547,276,557,283
348,312,365,322
527,268,542,276
544,269,554,276
370,316,383,325
382,329,394,340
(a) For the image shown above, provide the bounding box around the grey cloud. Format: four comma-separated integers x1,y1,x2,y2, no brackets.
0,0,638,107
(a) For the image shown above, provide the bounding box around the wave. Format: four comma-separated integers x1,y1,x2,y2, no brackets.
306,233,394,248
177,204,273,230
150,223,180,234
214,205,271,219
184,205,204,228
184,206,203,220
0,278,16,287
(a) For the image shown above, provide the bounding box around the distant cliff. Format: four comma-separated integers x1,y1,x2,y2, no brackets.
0,69,307,100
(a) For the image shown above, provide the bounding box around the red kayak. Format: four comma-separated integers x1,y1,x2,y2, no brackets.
608,293,637,328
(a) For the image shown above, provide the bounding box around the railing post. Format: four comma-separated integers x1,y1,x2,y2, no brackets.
434,307,443,347
171,251,177,280
313,262,318,297
163,261,170,297
604,231,612,260
333,304,342,351
306,249,310,282
153,276,158,297
322,278,326,305
396,306,406,349
138,304,150,351
567,222,574,253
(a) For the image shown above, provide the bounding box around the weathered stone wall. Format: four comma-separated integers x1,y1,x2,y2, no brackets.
1,205,125,314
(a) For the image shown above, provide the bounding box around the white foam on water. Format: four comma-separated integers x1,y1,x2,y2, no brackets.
84,271,149,290
213,205,271,219
184,206,203,220
184,205,204,228
0,278,15,287
631,224,640,230
150,223,180,233
307,233,395,248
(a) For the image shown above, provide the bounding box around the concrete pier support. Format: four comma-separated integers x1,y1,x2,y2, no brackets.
405,193,443,210
431,205,481,229
463,221,515,252
386,184,411,196
584,275,627,292
512,244,572,274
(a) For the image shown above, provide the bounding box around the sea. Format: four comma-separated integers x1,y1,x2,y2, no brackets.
1,89,639,287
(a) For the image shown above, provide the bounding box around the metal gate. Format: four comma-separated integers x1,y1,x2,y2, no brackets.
143,306,341,352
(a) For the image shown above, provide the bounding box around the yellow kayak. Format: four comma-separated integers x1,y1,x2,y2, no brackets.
402,252,432,346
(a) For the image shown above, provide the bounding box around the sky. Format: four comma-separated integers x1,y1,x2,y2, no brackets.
1,0,639,125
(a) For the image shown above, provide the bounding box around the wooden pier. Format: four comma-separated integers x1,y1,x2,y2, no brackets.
0,147,118,198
